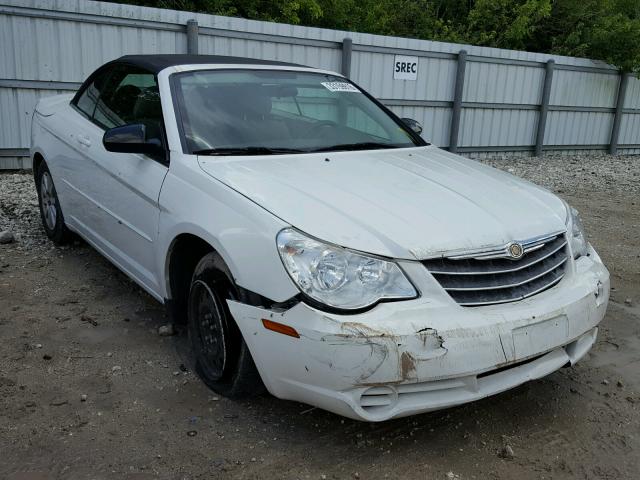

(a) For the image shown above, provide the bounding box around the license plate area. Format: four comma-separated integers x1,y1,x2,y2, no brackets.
512,315,569,358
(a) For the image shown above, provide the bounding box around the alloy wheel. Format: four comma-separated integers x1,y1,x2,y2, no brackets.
40,171,57,230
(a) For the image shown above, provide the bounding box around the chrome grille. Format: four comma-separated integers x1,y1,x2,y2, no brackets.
423,233,568,307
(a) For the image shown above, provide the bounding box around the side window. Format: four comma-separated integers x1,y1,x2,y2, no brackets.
93,66,162,135
73,69,112,119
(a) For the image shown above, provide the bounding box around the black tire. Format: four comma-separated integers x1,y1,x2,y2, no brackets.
187,252,264,398
35,160,73,245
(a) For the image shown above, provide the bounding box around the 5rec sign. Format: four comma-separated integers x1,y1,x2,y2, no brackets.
393,55,419,80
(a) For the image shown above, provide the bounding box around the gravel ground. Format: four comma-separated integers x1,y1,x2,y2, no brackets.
1,154,639,480
482,153,640,195
0,171,48,250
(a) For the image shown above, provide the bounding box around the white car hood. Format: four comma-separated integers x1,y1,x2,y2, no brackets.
198,146,567,260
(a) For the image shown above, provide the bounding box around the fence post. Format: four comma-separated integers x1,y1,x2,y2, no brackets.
186,19,199,55
448,49,467,154
341,37,353,78
535,59,555,157
609,71,629,155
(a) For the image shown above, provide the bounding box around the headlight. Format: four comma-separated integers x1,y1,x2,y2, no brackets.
276,228,418,311
565,203,589,259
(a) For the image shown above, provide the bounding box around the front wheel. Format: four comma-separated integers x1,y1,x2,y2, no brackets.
35,160,72,245
187,252,264,398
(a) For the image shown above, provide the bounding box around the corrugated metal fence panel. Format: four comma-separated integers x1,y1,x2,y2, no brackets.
198,36,340,72
346,25,615,70
0,8,186,83
1,0,639,169
351,54,456,101
0,88,71,147
191,6,343,44
459,109,537,147
545,69,618,148
463,63,544,105
458,61,543,150
0,0,622,70
624,75,640,109
619,147,640,155
619,114,640,146
385,105,451,147
545,111,613,145
550,69,618,108
619,61,639,145
0,157,30,169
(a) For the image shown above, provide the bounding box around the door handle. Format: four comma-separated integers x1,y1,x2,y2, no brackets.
76,135,92,147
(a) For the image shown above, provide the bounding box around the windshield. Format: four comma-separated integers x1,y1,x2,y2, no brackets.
172,69,422,155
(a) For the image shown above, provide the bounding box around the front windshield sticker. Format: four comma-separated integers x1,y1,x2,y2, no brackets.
321,82,360,93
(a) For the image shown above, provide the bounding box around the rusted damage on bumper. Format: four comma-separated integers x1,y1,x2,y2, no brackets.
316,321,448,386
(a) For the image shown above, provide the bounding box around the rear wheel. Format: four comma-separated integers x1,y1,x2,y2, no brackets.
35,160,72,245
187,252,264,398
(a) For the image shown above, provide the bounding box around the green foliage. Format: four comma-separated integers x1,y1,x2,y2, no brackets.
118,0,640,72
587,15,639,73
118,0,322,24
526,0,640,72
583,2,640,73
464,0,550,50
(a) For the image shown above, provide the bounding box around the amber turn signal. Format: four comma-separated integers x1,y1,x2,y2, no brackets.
261,318,300,338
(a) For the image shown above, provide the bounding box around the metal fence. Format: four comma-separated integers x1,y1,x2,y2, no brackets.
1,0,640,169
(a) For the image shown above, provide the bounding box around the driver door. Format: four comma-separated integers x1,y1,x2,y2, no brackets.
77,65,169,297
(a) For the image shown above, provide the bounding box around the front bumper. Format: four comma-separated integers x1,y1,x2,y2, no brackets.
228,247,609,421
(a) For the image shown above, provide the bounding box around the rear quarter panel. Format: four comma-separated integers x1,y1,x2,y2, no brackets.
30,96,89,230
31,95,75,212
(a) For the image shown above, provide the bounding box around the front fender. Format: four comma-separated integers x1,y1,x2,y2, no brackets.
157,155,299,303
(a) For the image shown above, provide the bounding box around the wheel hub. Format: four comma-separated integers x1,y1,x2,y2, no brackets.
191,280,227,379
40,172,57,230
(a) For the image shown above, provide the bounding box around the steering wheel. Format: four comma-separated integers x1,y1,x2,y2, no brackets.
299,120,337,138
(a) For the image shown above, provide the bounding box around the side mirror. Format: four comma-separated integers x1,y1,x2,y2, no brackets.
401,117,423,135
103,123,164,156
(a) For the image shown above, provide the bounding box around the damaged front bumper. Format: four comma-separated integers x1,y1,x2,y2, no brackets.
228,247,609,421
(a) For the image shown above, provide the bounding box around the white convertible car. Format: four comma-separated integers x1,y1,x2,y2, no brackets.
31,55,609,421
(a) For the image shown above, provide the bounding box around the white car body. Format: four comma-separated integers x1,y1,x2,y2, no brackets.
31,56,609,421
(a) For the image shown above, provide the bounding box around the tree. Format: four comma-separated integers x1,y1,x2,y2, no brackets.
531,0,640,72
589,12,640,73
465,0,552,50
118,0,322,24
116,0,640,72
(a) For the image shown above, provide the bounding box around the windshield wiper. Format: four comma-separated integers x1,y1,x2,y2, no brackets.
193,146,305,156
307,142,401,153
194,143,403,155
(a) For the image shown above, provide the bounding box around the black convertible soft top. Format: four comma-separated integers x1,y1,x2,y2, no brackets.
115,54,305,73
72,54,309,106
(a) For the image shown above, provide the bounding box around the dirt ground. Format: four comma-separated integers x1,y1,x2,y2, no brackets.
1,156,639,480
